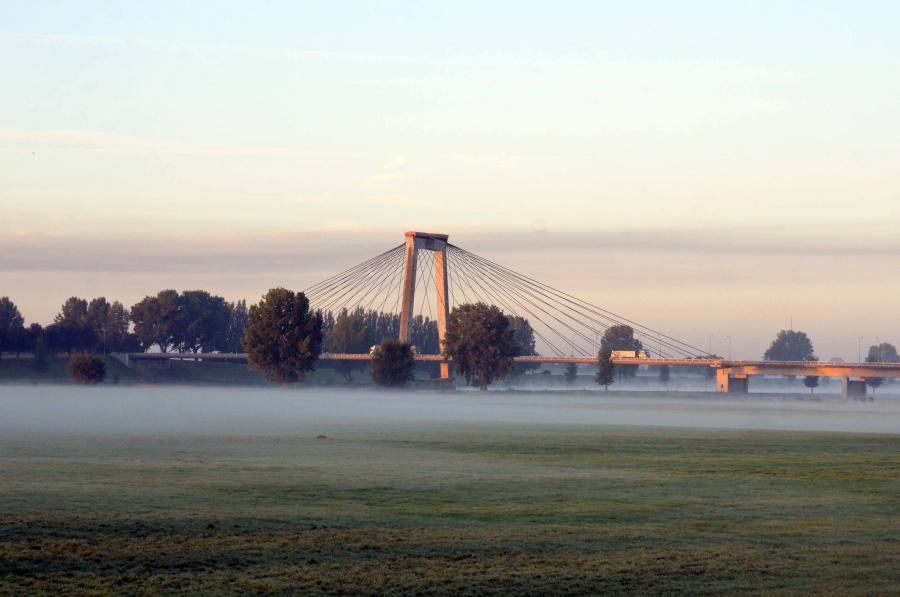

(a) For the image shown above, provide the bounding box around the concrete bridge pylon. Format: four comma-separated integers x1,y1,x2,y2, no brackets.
399,231,451,380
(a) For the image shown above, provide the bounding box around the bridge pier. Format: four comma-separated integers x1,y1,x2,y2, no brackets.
715,369,749,394
399,231,451,381
841,377,867,400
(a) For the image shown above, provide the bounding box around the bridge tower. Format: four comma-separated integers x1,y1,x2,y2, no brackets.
399,231,450,380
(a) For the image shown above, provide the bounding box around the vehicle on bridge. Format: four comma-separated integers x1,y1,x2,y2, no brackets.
610,350,650,359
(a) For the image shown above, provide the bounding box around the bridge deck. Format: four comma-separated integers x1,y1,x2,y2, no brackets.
124,352,900,378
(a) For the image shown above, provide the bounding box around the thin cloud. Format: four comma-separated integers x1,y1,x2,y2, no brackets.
2,227,898,277
362,154,411,184
0,125,295,158
1,31,473,67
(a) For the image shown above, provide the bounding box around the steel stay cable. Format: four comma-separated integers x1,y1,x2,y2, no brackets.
453,250,567,357
315,254,397,314
351,250,405,314
307,250,401,312
447,249,477,307
342,248,407,314
450,247,583,356
453,245,697,357
449,247,568,356
306,246,403,305
418,250,436,320
375,254,403,315
304,244,403,298
453,248,602,356
460,252,681,358
450,244,705,356
325,248,406,315
456,245,689,357
317,249,403,314
463,254,680,359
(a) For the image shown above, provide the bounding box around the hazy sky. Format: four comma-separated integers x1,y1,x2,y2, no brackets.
1,2,899,359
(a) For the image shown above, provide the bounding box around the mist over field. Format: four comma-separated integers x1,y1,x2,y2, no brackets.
2,386,899,436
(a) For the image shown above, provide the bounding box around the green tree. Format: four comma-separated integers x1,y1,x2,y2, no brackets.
243,288,323,383
866,342,899,363
659,365,671,385
85,297,112,352
225,300,249,352
32,334,50,375
803,375,819,393
564,362,578,384
67,353,106,384
23,323,44,353
600,324,643,380
130,290,180,352
409,315,440,354
864,343,897,390
176,290,231,353
803,357,820,393
48,297,96,355
326,307,369,381
596,347,614,389
56,296,89,325
442,303,516,390
764,330,815,361
0,297,25,359
507,316,539,379
85,297,134,353
371,340,416,387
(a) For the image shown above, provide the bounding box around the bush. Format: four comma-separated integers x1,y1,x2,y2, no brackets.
67,353,106,384
372,340,415,387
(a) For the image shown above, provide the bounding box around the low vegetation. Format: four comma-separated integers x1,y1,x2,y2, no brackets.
66,353,106,384
371,340,415,387
0,426,897,594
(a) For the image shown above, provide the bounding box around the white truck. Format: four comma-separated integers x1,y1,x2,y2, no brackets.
610,350,650,359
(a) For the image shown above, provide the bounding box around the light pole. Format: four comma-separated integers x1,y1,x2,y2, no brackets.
875,337,881,362
708,334,715,356
858,336,864,362
726,335,732,360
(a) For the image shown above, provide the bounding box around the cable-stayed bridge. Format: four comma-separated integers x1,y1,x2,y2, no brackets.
303,232,707,362
127,231,900,397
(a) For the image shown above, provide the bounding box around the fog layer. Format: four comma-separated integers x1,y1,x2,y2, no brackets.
1,386,898,436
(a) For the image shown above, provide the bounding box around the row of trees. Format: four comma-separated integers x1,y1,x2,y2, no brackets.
6,289,898,391
0,293,249,357
241,290,538,389
763,329,899,391
238,292,648,391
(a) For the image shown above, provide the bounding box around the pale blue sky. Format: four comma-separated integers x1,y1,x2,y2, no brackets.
1,1,899,358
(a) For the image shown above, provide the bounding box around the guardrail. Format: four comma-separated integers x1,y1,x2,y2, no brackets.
125,352,900,371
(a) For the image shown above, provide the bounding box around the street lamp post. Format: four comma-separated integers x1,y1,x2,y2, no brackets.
858,337,864,363
726,335,732,360
708,334,715,356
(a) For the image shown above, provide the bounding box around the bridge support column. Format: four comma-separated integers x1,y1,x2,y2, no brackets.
841,377,867,400
716,369,748,394
399,231,452,381
398,236,419,344
434,247,451,381
716,368,729,393
728,375,749,394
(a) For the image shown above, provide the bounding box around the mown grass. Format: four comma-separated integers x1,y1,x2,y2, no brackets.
1,427,898,595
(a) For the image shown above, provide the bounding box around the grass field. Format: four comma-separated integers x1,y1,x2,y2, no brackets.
2,414,898,595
